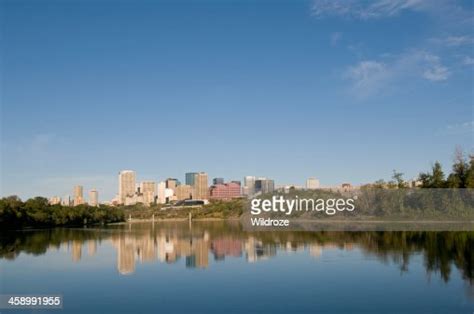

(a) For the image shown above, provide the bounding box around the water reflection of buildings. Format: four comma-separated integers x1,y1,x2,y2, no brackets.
211,238,242,261
112,234,157,275
65,229,357,275
68,240,98,262
245,236,276,263
71,240,82,262
156,233,209,269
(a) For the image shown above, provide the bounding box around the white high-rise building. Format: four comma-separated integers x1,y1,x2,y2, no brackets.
157,181,166,204
306,178,320,190
119,170,136,204
89,189,99,206
244,176,256,196
74,185,84,206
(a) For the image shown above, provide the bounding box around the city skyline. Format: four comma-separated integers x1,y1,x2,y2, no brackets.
1,0,473,200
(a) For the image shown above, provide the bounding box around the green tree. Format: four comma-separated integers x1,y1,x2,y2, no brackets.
392,170,406,189
447,148,469,188
466,154,474,188
419,162,445,188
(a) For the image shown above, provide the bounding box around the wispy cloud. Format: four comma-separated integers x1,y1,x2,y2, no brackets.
312,0,426,19
462,56,474,65
343,61,391,98
442,121,474,135
422,54,450,81
311,0,473,26
330,32,342,46
430,35,474,47
344,51,450,98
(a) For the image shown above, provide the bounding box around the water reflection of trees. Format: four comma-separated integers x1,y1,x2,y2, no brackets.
0,222,472,285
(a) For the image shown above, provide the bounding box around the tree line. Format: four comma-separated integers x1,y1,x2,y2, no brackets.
0,196,124,229
366,147,474,189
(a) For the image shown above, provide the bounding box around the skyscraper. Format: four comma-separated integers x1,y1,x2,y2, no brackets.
254,178,274,194
157,181,166,204
244,176,256,196
188,172,208,200
140,181,156,205
89,189,99,206
73,185,84,206
119,170,136,204
185,172,197,186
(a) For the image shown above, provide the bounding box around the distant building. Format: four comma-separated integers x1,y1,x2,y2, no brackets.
89,189,99,206
119,170,136,204
254,178,274,195
306,178,320,190
407,179,422,188
186,172,208,200
243,176,256,196
175,184,192,200
165,178,180,192
73,185,84,206
277,185,304,193
209,182,241,200
125,193,145,206
194,172,209,200
212,177,224,185
110,195,121,206
164,188,175,203
140,181,156,205
185,172,197,186
49,196,61,205
62,195,71,206
157,181,166,204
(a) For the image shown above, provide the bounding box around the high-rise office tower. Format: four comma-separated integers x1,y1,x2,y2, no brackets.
189,172,208,200
306,178,320,190
89,189,99,206
185,172,197,186
119,170,136,204
244,176,256,196
157,181,166,204
254,178,275,194
140,181,157,205
73,185,84,206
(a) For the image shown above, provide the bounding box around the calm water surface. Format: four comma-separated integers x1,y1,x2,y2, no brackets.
1,221,473,313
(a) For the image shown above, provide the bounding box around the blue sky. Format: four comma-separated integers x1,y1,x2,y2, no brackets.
1,0,473,200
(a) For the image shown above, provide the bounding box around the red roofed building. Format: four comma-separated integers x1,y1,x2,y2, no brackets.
209,182,241,200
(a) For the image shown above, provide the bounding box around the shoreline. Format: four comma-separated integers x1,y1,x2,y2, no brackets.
111,217,474,224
